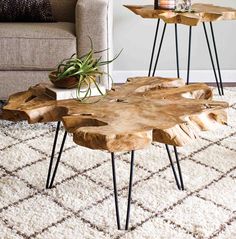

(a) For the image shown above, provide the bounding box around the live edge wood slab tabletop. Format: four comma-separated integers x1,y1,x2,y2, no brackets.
125,3,236,26
0,77,228,152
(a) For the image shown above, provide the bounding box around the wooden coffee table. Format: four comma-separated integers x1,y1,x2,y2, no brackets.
125,3,236,96
0,77,228,230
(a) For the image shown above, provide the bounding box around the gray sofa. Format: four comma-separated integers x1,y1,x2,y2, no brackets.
0,0,112,99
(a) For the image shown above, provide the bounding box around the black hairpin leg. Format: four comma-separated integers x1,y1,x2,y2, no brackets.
148,19,160,77
111,152,121,230
209,22,224,95
152,23,167,76
111,151,135,230
186,26,192,85
165,145,184,190
148,22,184,191
149,22,179,78
202,22,222,96
46,121,68,189
175,24,180,78
125,150,135,230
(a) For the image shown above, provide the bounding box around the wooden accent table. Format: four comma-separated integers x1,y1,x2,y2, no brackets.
125,4,236,26
0,77,228,230
125,3,236,96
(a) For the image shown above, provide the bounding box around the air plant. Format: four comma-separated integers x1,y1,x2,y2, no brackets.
50,38,122,102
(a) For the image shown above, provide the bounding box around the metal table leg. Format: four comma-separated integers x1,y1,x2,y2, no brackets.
125,150,135,230
46,121,68,189
152,23,167,76
111,152,121,230
148,19,160,77
209,22,224,95
111,151,135,230
148,22,184,191
165,145,184,190
175,23,180,78
186,26,192,85
203,22,222,96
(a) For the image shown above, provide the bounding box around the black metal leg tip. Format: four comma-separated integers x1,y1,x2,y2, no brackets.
176,184,184,191
46,184,54,190
177,185,185,191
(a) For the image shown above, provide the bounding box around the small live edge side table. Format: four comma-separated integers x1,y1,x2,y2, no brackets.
125,3,236,96
0,78,228,230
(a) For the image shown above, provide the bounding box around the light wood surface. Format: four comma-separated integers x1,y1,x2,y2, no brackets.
0,77,228,152
125,3,236,26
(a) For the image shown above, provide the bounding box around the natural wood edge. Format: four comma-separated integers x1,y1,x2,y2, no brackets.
0,77,229,152
124,4,236,26
153,107,227,146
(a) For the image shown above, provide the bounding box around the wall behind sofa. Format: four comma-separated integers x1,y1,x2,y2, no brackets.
113,0,236,83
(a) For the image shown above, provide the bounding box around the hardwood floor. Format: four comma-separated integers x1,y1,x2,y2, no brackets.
206,82,236,87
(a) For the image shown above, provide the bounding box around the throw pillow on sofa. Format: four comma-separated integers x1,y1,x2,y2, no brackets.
0,0,54,22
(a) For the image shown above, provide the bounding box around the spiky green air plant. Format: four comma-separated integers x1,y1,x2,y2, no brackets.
53,40,122,102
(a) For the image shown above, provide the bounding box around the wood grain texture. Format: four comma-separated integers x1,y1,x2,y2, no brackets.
125,3,236,26
0,77,228,152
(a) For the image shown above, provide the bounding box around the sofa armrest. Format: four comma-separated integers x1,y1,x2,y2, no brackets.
76,0,113,89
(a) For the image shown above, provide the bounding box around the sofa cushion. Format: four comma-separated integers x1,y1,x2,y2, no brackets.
0,22,76,70
0,0,54,22
50,0,77,22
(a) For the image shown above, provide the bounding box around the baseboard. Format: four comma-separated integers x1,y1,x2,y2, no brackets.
112,70,236,84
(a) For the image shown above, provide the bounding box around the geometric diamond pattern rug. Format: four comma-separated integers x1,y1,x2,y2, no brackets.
0,88,236,239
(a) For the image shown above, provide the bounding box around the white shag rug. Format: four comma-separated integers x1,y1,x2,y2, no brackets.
0,88,236,239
